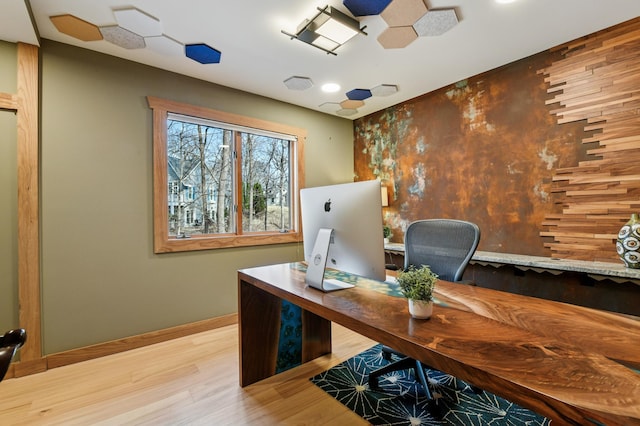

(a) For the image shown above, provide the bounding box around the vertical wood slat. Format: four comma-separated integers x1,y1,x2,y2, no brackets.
540,17,640,262
15,42,44,373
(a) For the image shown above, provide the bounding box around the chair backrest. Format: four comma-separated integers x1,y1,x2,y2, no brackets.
404,219,480,282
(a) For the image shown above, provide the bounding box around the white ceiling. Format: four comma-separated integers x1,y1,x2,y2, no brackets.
3,0,640,119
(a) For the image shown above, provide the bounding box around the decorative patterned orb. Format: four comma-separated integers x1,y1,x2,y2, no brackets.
617,214,640,268
624,251,640,264
619,225,631,239
623,237,640,250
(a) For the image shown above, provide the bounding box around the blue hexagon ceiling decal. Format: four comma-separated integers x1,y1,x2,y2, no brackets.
346,88,373,101
343,0,392,17
185,43,221,64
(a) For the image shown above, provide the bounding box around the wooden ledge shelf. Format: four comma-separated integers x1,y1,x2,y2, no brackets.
384,243,640,283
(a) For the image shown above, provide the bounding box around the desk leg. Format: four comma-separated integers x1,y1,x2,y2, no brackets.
239,279,333,387
239,279,281,387
302,309,331,362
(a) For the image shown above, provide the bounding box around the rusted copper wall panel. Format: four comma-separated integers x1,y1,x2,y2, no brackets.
354,51,589,256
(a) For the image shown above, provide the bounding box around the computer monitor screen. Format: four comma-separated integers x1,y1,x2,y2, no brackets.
300,180,386,290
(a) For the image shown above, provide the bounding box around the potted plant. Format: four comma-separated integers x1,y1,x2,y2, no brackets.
397,265,438,319
383,225,392,244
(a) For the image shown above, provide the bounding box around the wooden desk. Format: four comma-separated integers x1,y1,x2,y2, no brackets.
238,262,640,426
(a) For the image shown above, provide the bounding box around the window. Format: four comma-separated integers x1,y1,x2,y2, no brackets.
148,97,305,253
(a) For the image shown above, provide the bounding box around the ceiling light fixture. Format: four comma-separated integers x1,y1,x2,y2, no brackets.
282,6,367,55
321,83,341,93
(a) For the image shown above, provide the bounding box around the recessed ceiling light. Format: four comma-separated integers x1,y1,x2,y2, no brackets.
495,0,519,3
322,83,341,93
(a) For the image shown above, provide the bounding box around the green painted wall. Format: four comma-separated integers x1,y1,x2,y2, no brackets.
0,41,17,93
0,41,18,333
40,40,354,354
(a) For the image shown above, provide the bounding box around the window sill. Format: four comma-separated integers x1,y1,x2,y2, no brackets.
155,232,301,253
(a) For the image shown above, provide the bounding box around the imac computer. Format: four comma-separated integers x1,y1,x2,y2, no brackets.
300,180,386,291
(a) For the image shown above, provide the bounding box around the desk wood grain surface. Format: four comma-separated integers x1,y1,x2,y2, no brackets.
238,262,640,426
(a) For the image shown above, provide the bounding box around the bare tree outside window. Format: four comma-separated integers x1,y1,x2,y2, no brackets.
148,96,304,253
240,133,290,233
166,119,233,237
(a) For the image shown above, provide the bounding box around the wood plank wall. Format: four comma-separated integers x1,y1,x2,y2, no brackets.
540,17,640,262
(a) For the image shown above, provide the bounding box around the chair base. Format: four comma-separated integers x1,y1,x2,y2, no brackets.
368,345,483,401
368,350,433,400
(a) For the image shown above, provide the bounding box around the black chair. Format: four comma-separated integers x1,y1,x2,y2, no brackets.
368,219,480,399
0,328,27,382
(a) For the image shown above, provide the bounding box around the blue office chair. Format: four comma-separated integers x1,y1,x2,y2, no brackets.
0,328,27,382
368,219,481,399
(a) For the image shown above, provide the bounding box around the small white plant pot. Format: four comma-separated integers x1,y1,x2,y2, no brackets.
408,299,433,319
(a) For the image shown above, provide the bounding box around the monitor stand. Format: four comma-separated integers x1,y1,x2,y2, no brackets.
305,228,355,292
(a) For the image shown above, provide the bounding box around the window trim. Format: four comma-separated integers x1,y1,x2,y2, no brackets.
148,96,305,253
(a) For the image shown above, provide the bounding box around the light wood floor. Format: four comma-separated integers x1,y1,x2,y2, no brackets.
0,323,376,425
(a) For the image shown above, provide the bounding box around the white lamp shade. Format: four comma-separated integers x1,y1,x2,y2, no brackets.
381,186,389,207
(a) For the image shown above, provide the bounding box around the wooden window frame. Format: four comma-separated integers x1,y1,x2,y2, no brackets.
148,96,305,253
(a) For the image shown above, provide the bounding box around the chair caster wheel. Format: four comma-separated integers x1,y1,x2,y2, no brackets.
427,400,445,419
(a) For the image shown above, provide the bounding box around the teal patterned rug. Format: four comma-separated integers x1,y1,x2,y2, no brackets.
310,344,551,425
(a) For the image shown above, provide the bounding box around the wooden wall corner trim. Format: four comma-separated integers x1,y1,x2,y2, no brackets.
16,42,42,362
